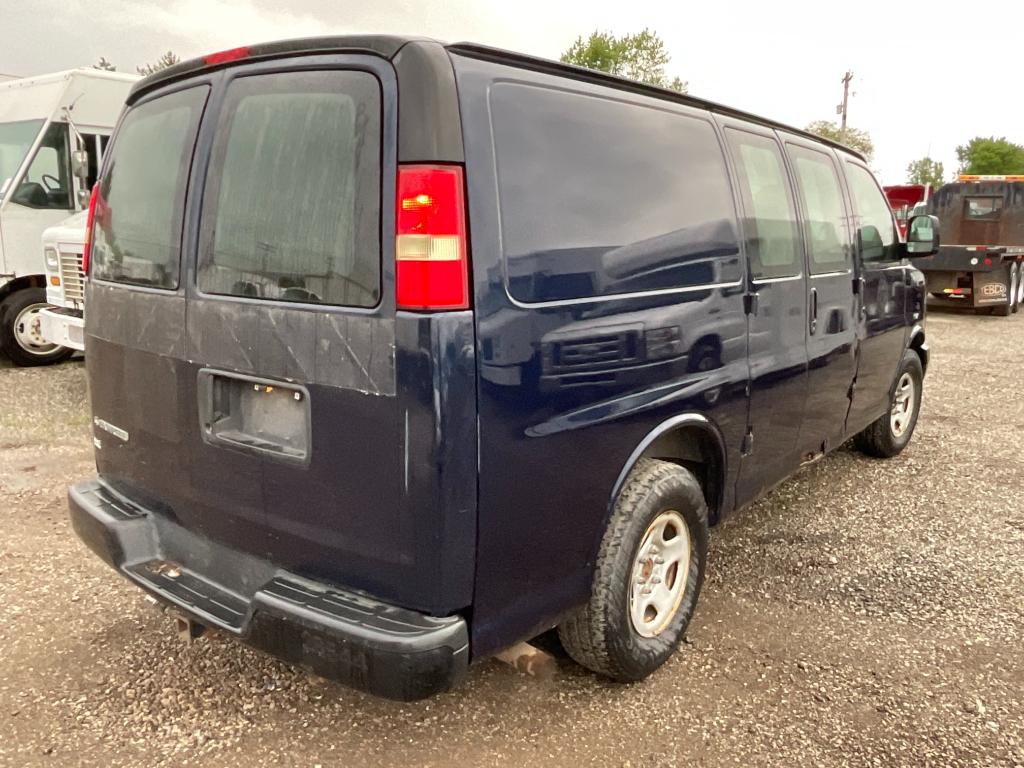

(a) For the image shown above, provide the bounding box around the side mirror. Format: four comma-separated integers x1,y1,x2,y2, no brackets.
906,214,940,257
76,188,91,209
71,149,89,180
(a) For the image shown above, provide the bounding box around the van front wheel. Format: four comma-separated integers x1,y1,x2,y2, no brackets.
558,458,708,682
853,350,923,458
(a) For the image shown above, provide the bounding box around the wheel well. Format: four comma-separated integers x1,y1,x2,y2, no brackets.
0,275,46,306
639,425,725,524
686,334,723,373
909,329,928,374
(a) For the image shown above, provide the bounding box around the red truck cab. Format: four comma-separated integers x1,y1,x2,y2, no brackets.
884,184,931,238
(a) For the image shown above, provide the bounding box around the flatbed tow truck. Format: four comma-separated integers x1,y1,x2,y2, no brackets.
913,175,1024,316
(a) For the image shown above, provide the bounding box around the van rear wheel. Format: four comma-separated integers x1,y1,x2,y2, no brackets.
853,350,923,458
558,458,708,682
0,288,73,367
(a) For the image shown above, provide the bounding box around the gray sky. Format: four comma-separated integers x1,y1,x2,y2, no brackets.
4,0,1023,183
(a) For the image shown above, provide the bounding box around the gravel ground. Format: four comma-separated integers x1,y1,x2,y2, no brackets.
1,311,1022,767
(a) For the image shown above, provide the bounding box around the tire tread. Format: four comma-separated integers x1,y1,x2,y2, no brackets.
559,458,707,681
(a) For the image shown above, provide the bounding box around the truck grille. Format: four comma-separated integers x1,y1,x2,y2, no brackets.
59,251,86,306
544,331,641,372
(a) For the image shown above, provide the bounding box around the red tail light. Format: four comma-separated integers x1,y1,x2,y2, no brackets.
204,46,250,66
82,183,100,276
395,164,469,310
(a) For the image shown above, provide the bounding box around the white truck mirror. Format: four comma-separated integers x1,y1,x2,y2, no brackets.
71,149,89,179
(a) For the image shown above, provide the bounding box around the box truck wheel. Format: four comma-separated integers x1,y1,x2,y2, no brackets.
854,350,923,458
0,288,73,367
558,458,708,682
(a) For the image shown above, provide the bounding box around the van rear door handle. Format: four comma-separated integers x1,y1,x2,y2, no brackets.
809,287,818,335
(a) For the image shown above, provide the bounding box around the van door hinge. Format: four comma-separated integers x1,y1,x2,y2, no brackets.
741,428,754,457
743,291,759,316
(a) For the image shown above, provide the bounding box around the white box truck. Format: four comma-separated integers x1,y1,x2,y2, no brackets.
0,68,136,365
39,210,88,351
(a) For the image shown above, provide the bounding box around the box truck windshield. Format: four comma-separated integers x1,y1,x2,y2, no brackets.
0,119,44,193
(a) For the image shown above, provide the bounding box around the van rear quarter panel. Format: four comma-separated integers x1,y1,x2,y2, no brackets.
452,55,751,656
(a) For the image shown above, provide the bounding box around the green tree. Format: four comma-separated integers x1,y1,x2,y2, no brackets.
93,57,116,72
805,120,874,160
955,137,1024,175
137,51,181,76
561,29,688,93
906,156,945,188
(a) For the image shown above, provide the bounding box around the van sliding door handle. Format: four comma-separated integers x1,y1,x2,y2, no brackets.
809,288,818,335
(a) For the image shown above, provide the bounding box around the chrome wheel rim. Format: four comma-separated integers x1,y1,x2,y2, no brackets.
890,372,915,438
629,510,691,638
13,302,59,355
1017,264,1024,305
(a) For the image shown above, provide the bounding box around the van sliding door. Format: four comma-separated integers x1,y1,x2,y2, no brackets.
719,121,809,505
782,138,859,454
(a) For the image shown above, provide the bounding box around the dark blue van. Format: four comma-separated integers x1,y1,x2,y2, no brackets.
68,37,937,701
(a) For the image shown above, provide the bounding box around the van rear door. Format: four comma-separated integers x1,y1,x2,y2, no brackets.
87,53,475,616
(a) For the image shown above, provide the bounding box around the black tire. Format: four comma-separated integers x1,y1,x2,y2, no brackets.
1012,263,1020,314
558,458,708,682
0,288,73,367
994,265,1015,317
853,350,923,458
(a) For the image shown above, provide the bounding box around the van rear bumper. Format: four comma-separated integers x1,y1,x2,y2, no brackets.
68,479,469,701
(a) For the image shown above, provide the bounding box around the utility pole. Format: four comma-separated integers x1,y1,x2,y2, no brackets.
837,70,853,143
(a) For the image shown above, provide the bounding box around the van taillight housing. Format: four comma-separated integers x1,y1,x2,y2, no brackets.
395,164,469,310
204,46,251,66
82,183,100,276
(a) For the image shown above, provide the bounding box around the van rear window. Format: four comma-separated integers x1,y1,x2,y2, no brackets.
197,71,381,308
91,86,208,289
490,84,741,304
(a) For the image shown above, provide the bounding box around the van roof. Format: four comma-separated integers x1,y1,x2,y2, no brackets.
130,35,865,162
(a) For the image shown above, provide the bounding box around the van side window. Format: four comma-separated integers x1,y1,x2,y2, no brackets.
91,86,208,289
788,145,850,274
490,84,741,304
724,129,801,280
197,70,381,308
845,163,898,263
11,122,71,210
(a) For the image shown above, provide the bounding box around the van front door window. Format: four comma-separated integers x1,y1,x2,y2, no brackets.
846,164,899,263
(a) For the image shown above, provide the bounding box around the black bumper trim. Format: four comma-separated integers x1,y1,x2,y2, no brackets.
68,479,469,701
